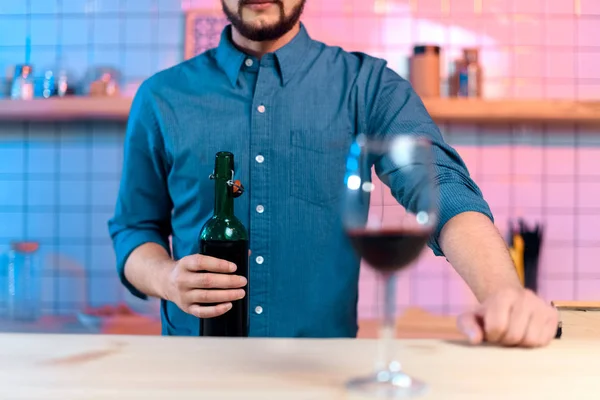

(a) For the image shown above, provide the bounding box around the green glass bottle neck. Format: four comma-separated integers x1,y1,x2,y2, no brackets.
213,153,235,218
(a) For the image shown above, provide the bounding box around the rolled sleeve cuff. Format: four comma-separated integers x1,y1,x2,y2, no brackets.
428,183,494,257
114,229,170,300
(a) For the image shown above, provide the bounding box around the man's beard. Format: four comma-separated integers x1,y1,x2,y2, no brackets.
222,0,306,42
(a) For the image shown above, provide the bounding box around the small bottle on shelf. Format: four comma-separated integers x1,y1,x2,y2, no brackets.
457,48,482,98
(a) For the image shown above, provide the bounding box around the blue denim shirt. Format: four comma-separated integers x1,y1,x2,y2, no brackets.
108,24,492,337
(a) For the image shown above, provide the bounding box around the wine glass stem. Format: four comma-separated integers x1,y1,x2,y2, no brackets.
378,271,398,371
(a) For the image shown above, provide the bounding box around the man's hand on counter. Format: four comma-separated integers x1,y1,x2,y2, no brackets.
457,287,559,348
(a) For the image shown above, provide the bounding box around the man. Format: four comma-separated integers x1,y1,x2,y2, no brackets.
109,0,558,347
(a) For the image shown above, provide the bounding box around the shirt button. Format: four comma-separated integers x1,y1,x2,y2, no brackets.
257,105,266,113
256,256,264,265
255,306,263,315
255,155,264,163
256,205,264,213
245,58,253,67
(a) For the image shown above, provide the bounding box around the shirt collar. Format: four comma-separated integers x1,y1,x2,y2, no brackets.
215,23,312,87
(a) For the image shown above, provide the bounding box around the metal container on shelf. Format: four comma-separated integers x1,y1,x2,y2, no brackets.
5,241,42,321
10,64,34,100
457,48,482,98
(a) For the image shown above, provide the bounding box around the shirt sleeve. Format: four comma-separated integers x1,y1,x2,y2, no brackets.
108,82,173,299
366,63,493,257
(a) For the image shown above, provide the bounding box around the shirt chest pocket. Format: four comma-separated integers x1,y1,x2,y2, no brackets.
289,129,352,206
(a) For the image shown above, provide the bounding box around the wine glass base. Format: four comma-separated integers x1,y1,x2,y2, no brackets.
346,370,428,399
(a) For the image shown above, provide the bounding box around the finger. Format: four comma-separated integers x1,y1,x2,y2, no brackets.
483,296,514,343
457,312,484,344
538,315,559,346
501,296,531,346
522,311,546,348
188,302,232,319
188,289,246,304
191,273,247,289
182,254,236,273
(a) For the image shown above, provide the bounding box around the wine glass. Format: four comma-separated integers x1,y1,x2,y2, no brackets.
342,134,438,398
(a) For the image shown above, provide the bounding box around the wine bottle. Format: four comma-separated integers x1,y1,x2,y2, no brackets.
198,151,249,337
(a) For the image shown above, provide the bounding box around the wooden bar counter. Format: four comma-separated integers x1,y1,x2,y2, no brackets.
1,306,598,400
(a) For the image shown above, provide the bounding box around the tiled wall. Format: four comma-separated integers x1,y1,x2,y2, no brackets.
0,0,599,319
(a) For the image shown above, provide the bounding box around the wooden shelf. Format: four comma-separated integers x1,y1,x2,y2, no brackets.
0,97,132,122
1,97,599,126
423,98,600,126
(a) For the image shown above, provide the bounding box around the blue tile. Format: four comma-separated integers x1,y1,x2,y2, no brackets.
0,148,25,174
0,123,26,144
95,0,122,13
90,47,122,72
92,122,125,145
29,17,59,46
0,17,28,46
27,147,57,175
0,180,25,207
91,146,122,175
123,0,155,13
125,16,154,45
59,122,89,145
89,277,119,307
91,179,119,207
26,212,57,239
90,244,116,272
57,244,87,266
157,15,184,45
27,180,57,207
61,17,90,46
158,0,183,12
58,180,87,206
29,123,58,144
94,16,121,44
60,48,90,82
0,2,28,14
59,144,89,176
123,48,154,78
90,211,114,239
58,275,86,310
30,0,59,14
58,212,87,239
0,48,27,80
0,212,24,239
156,48,183,72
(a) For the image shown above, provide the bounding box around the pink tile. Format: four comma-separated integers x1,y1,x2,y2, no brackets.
580,0,600,15
353,16,383,47
577,214,600,242
544,214,575,242
513,146,543,176
381,205,408,228
415,0,445,15
370,176,384,206
539,279,575,302
450,0,477,14
544,18,575,47
539,245,575,276
575,279,600,301
491,212,511,235
454,146,480,176
544,148,575,176
513,18,544,46
578,51,600,80
368,205,383,227
512,178,543,208
395,269,413,308
478,180,512,209
576,84,600,100
546,84,576,99
447,18,484,46
415,18,448,44
448,272,478,306
413,277,446,307
545,181,575,209
512,0,544,13
576,247,600,274
577,181,600,208
481,16,513,45
577,147,600,176
382,16,414,46
514,48,545,78
383,187,399,206
413,249,450,277
480,49,512,78
514,80,544,99
576,18,599,47
483,79,511,98
479,146,511,175
546,50,576,79
546,0,575,14
482,0,511,14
